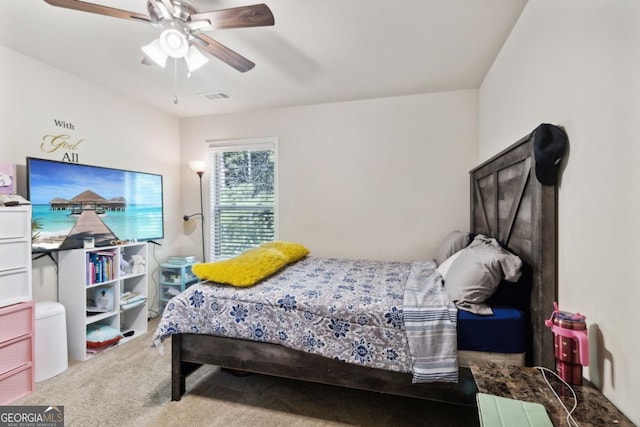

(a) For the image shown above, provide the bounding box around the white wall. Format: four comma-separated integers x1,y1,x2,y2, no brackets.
180,90,478,262
479,0,640,423
0,45,182,317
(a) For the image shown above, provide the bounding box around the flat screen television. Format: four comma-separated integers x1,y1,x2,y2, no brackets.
27,157,164,253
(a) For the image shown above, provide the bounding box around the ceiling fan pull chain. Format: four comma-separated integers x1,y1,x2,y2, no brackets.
173,58,179,105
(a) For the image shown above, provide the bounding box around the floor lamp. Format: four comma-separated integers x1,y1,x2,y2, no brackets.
184,160,206,262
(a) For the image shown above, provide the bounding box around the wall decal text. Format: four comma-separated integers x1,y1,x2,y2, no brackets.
54,119,75,130
41,134,84,163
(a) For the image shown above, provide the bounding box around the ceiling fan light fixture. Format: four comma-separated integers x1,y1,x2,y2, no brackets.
185,46,209,72
141,39,168,67
159,28,189,58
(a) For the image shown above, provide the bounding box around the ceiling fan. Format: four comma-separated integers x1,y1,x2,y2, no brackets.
43,0,275,73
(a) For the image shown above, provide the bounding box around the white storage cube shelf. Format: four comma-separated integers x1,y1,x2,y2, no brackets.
58,242,148,361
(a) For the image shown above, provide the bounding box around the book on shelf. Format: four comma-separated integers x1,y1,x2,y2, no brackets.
120,292,146,308
86,250,116,285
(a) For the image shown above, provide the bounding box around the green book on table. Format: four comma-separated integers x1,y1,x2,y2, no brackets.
476,393,554,427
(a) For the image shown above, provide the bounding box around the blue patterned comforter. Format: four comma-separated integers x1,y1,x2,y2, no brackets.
152,256,458,382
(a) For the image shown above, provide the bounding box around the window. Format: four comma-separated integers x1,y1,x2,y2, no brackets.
207,138,277,259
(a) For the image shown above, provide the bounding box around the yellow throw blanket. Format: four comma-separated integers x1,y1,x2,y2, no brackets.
192,241,310,287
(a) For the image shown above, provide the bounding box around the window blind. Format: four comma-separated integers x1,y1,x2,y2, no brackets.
208,140,277,259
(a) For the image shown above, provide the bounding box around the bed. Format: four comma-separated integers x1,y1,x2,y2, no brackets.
154,132,557,406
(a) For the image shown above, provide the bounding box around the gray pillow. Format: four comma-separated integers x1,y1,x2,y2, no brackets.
444,234,522,315
433,231,471,266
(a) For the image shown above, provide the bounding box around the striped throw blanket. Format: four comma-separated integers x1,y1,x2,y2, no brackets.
403,261,458,383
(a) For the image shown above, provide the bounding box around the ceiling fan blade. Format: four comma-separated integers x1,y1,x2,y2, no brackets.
189,4,274,30
193,34,255,73
43,0,151,23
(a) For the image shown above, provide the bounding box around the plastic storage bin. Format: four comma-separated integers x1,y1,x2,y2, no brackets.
35,301,68,382
159,262,199,309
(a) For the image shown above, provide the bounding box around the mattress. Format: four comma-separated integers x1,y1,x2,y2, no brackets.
456,307,526,354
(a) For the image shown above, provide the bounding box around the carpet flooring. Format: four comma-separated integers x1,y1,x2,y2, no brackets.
16,318,479,427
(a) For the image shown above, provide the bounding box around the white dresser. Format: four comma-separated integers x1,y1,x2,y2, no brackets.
0,205,32,308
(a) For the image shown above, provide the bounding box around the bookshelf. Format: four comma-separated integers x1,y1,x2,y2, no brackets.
58,242,148,361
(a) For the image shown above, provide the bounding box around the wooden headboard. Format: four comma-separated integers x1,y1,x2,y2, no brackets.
470,133,557,369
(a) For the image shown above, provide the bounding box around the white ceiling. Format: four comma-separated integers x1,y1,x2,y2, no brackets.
0,0,527,118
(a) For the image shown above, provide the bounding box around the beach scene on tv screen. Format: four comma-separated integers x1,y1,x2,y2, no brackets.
29,159,163,252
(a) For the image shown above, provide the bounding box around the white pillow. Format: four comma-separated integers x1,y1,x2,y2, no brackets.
433,231,471,265
443,235,523,315
436,249,464,279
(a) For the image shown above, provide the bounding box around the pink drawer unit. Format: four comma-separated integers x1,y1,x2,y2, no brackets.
0,335,33,373
0,302,34,404
0,364,34,405
0,302,34,342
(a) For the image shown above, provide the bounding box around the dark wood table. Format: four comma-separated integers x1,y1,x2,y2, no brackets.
469,362,634,426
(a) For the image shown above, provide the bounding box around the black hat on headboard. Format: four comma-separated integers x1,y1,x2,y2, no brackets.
533,123,567,185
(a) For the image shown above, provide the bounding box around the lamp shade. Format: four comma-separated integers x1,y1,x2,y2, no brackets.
159,28,189,59
189,161,207,174
185,46,209,73
141,39,168,68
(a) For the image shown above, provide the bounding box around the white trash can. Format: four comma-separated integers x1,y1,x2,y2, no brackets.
35,301,68,382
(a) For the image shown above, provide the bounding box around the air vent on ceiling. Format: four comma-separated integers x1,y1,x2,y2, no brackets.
200,92,231,100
